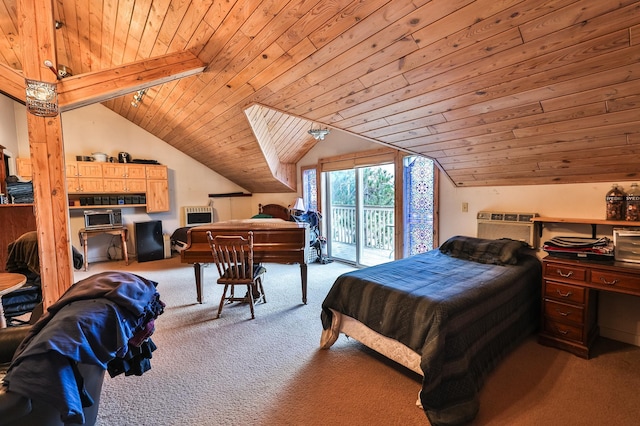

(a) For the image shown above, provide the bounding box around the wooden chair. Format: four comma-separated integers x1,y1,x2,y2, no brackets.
206,231,266,319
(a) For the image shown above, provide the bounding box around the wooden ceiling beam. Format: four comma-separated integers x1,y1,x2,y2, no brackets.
57,51,206,111
0,63,26,101
18,0,73,307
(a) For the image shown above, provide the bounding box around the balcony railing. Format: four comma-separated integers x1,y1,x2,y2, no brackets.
330,205,394,251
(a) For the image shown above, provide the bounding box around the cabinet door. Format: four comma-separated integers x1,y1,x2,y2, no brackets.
146,179,169,212
126,179,147,193
66,162,79,177
77,162,103,177
16,158,33,180
81,178,104,192
102,163,126,178
103,178,126,192
127,164,146,179
145,165,168,179
67,177,80,193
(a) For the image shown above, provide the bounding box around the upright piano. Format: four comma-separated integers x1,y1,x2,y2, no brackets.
180,219,310,304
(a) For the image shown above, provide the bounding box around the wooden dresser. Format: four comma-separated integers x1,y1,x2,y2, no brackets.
0,205,37,272
539,256,640,358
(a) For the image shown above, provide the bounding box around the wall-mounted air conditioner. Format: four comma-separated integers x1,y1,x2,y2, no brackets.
477,211,539,245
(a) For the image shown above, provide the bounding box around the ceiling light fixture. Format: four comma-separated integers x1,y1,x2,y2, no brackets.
57,64,71,79
308,123,330,141
131,89,147,108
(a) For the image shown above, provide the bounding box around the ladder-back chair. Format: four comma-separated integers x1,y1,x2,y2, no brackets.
206,231,266,319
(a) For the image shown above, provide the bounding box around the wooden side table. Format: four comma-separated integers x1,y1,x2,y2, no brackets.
0,272,27,328
79,227,129,271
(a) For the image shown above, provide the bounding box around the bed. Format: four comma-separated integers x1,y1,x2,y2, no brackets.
256,203,292,220
320,235,542,426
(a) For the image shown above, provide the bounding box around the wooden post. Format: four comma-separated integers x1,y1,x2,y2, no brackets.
19,0,73,306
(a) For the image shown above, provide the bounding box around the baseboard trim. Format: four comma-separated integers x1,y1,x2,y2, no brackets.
600,326,640,347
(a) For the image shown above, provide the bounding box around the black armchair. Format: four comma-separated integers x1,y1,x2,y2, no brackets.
2,231,83,326
2,232,42,326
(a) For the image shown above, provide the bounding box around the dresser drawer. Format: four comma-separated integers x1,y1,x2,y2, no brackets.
544,262,587,283
544,318,584,343
544,299,584,325
544,281,585,304
590,270,640,293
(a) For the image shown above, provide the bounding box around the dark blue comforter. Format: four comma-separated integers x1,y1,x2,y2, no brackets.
321,249,541,425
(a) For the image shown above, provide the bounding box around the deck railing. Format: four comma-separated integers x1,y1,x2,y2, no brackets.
330,205,394,250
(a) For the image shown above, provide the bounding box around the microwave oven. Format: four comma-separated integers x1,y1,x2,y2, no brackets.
84,209,123,230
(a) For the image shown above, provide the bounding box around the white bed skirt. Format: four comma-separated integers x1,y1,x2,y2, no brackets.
320,308,424,376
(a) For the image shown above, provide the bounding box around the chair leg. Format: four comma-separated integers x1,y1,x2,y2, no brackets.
217,284,229,318
257,276,266,304
247,284,255,319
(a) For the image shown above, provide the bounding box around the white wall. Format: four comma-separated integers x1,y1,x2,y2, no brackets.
0,95,19,174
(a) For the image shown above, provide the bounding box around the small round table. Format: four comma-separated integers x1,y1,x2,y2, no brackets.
0,272,27,328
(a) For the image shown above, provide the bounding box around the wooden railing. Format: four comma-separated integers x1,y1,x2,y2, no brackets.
330,205,394,250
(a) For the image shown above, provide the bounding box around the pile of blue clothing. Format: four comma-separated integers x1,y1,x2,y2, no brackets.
2,271,164,424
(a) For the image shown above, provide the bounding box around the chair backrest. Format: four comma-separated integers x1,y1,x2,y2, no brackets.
206,231,255,283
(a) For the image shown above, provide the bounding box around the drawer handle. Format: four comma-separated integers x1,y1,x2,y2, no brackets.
555,309,572,317
556,289,573,298
556,269,573,278
557,328,569,335
600,277,618,286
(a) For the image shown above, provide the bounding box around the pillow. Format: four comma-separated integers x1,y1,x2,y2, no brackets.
439,235,528,265
251,213,273,219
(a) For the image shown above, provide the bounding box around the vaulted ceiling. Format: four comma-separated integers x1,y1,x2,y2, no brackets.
2,0,640,193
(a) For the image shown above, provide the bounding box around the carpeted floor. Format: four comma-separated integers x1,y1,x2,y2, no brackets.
74,256,640,426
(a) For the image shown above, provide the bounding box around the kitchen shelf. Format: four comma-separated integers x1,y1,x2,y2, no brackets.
70,204,146,210
531,217,640,227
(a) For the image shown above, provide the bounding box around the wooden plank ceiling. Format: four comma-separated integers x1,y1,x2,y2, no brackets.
1,0,640,192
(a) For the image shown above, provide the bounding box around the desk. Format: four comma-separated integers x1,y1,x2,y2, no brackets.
79,227,129,271
0,273,27,328
539,256,640,358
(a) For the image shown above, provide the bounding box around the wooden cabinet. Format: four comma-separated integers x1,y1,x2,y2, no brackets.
101,163,146,179
145,165,169,213
67,176,104,193
66,161,104,193
0,205,37,272
102,163,146,193
539,256,640,358
17,158,170,213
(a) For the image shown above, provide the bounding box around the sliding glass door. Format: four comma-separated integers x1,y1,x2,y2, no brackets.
327,169,357,263
326,164,395,266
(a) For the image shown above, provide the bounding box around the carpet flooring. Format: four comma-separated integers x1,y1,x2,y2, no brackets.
74,255,640,426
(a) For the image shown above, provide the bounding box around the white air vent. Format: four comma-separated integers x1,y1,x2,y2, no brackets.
477,211,538,245
182,206,214,227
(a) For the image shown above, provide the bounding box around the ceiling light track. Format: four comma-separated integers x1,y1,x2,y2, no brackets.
131,89,147,108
